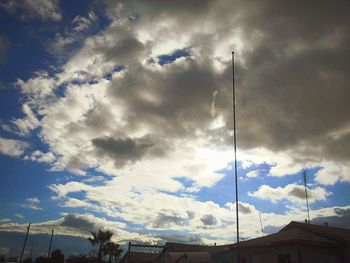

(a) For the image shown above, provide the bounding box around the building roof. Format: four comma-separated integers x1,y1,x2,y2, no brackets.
233,227,338,248
281,221,350,245
119,251,159,263
163,242,230,254
224,221,350,250
163,252,211,263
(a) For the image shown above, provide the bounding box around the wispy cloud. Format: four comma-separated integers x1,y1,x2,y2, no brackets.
22,197,42,211
0,0,62,21
0,137,29,157
14,213,24,219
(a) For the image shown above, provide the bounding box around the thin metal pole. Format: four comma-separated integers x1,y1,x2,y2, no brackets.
232,51,239,263
48,229,54,258
303,171,310,223
259,212,264,237
20,223,31,262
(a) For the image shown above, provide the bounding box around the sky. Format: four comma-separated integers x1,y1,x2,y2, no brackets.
0,0,350,258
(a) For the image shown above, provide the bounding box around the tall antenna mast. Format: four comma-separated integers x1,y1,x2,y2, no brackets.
259,212,264,237
20,223,31,262
48,230,54,258
303,171,310,223
232,52,240,262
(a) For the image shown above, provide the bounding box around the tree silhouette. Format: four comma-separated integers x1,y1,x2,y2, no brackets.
88,230,113,263
113,248,123,263
51,249,64,263
103,242,120,263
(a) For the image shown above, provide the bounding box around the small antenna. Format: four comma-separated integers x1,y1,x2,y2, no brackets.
303,170,311,223
259,212,264,236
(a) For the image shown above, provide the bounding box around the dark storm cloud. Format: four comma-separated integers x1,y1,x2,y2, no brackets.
99,36,144,64
238,203,252,214
93,25,145,65
92,136,152,159
288,186,305,200
102,0,350,165
222,0,350,163
61,214,97,232
92,135,167,167
263,225,282,235
152,213,188,228
103,0,212,19
109,58,221,139
312,208,350,229
200,214,217,226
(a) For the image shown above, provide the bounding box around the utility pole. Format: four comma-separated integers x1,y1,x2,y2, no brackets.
303,171,310,223
48,230,54,258
20,223,31,262
232,51,240,263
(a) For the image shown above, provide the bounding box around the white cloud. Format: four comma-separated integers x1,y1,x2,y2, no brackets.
238,147,350,186
16,71,57,102
0,218,11,224
11,103,40,135
246,170,259,178
14,213,24,219
47,11,98,56
249,184,331,203
24,150,56,163
0,136,29,157
314,162,350,185
72,12,97,32
22,197,42,210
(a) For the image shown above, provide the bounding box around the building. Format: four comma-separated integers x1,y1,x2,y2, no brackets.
120,222,350,263
212,221,350,263
119,251,159,263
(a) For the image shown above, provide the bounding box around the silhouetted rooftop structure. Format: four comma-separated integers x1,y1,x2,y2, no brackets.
213,221,350,263
120,251,159,263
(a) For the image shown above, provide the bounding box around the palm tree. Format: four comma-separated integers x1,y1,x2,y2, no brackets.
88,230,113,263
103,242,119,263
113,248,123,263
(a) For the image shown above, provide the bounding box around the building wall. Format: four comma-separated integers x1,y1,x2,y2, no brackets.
298,244,342,263
212,244,344,263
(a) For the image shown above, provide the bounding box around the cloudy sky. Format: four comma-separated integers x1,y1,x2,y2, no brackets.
0,0,350,258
